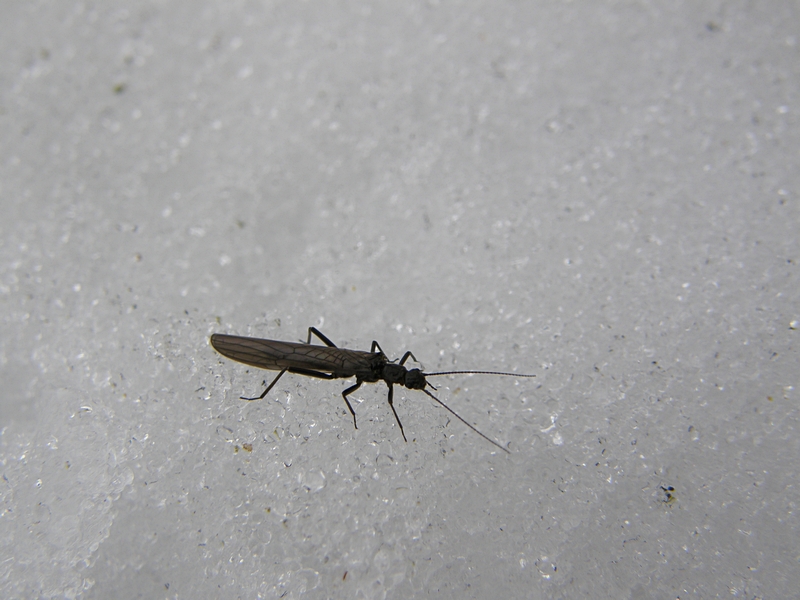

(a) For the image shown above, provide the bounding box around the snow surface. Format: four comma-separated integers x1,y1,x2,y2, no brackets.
1,2,798,598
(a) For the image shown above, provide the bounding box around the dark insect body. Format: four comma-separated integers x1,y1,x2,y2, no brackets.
210,327,535,453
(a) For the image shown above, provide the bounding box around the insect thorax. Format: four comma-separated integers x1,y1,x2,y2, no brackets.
381,363,407,385
382,364,426,390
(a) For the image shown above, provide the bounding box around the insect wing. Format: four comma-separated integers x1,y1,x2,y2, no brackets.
210,334,375,375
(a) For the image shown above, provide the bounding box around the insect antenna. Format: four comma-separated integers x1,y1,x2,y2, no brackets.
419,371,535,453
424,370,537,378
421,388,510,454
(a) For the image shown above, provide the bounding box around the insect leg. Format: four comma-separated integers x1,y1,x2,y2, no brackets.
398,351,419,366
243,367,335,401
341,380,362,430
241,368,288,401
306,327,337,347
287,367,336,380
386,383,407,442
370,342,417,367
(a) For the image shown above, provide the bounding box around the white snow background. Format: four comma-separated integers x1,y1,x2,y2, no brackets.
1,2,798,598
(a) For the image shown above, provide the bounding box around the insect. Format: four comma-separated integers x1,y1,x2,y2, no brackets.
210,327,535,453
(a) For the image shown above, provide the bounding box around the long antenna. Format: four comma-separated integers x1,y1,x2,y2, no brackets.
425,370,536,378
422,388,510,454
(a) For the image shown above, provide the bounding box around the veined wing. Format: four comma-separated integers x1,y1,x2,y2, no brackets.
210,334,376,375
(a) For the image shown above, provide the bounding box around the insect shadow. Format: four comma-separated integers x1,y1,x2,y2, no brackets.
210,327,535,453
